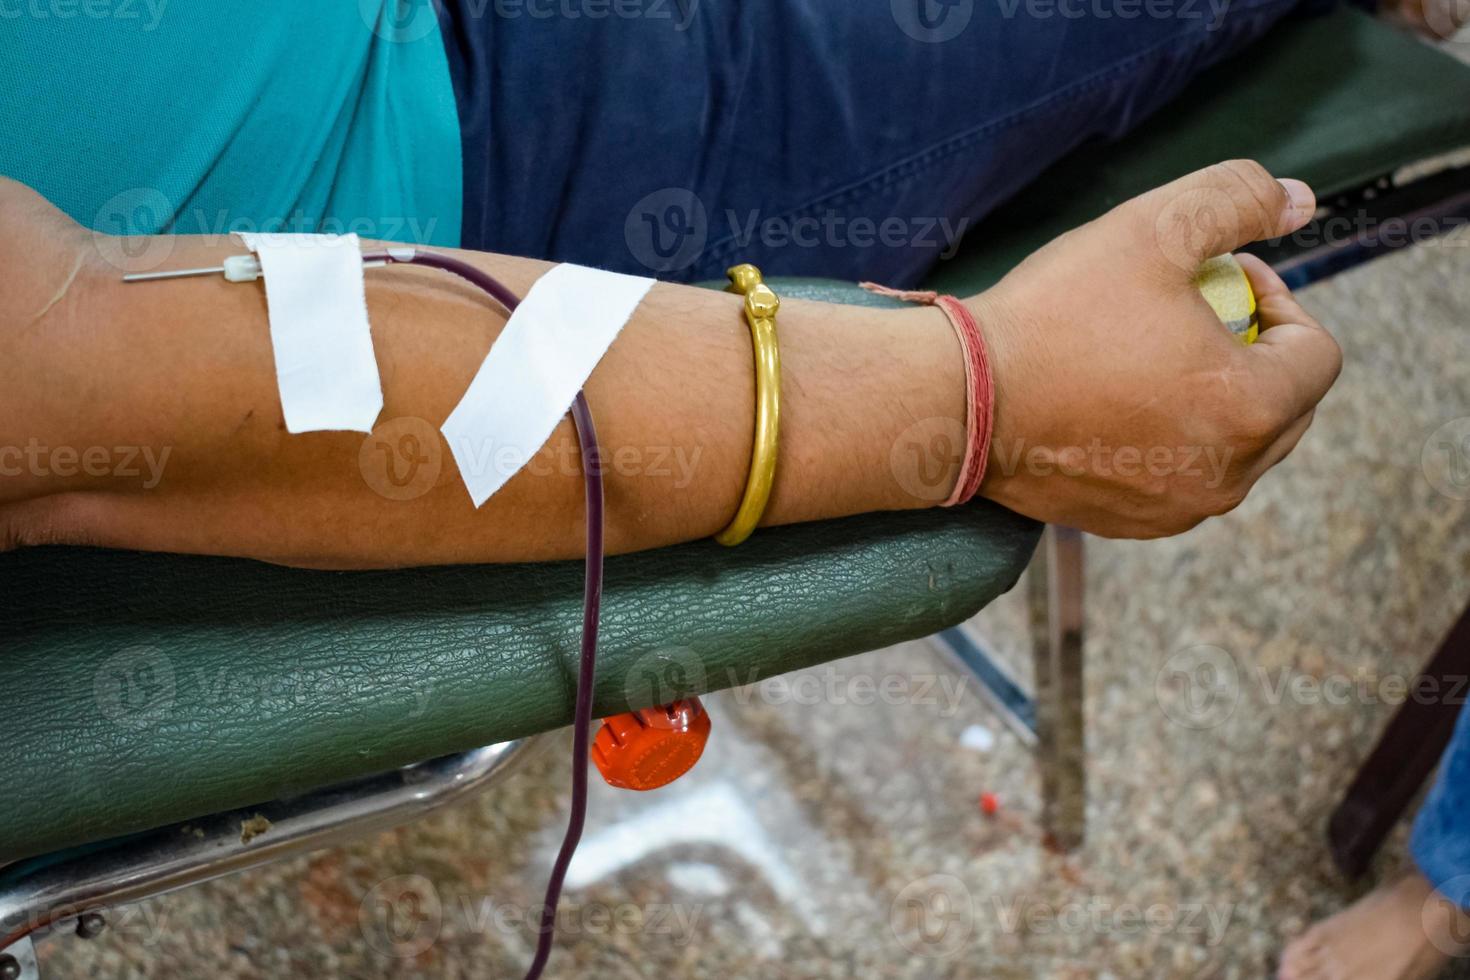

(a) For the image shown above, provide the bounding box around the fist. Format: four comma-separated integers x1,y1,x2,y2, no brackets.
972,160,1342,538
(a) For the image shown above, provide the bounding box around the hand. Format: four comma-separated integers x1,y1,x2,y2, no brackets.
1378,0,1469,39
971,160,1342,538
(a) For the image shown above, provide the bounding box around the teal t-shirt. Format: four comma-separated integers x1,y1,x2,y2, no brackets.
0,2,462,247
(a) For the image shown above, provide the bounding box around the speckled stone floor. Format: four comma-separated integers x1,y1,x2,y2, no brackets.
29,65,1470,980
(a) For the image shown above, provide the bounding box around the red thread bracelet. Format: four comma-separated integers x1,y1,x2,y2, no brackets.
861,283,994,506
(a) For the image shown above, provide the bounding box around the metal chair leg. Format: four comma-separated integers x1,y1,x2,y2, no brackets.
1031,526,1086,852
0,738,542,967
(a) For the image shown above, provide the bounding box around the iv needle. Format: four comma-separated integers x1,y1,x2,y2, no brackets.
122,266,229,282
122,252,403,283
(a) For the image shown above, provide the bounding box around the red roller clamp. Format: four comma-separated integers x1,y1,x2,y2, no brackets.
592,697,711,791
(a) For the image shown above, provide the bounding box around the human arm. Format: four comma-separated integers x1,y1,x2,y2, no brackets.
0,161,1341,568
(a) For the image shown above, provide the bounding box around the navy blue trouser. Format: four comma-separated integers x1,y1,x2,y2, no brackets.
1412,705,1470,911
437,0,1304,285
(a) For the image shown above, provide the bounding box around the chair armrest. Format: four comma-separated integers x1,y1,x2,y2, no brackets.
0,501,1037,864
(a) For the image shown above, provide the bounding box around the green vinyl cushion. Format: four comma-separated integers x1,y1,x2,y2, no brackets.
0,501,1036,864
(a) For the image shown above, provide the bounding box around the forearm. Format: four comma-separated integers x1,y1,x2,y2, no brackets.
4,233,966,566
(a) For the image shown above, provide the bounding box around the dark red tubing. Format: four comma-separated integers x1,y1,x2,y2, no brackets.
365,251,604,980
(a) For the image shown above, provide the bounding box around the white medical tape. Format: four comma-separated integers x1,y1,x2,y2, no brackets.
235,232,384,434
441,262,655,507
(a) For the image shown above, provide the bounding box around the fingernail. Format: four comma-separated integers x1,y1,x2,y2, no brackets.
1279,179,1315,216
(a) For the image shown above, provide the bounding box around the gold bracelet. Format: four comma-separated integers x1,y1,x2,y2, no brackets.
715,263,782,546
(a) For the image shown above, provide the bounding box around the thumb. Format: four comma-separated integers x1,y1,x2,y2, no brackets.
1128,160,1316,276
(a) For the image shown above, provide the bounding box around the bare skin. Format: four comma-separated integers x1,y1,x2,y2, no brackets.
0,160,1342,568
1279,870,1470,980
1379,0,1470,39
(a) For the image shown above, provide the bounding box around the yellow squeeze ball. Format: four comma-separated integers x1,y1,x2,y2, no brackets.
1195,253,1258,345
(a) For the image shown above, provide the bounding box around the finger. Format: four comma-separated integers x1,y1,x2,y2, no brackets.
1249,408,1316,481
1235,252,1309,334
1234,252,1291,306
1244,319,1343,426
1127,160,1316,276
1232,253,1342,422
